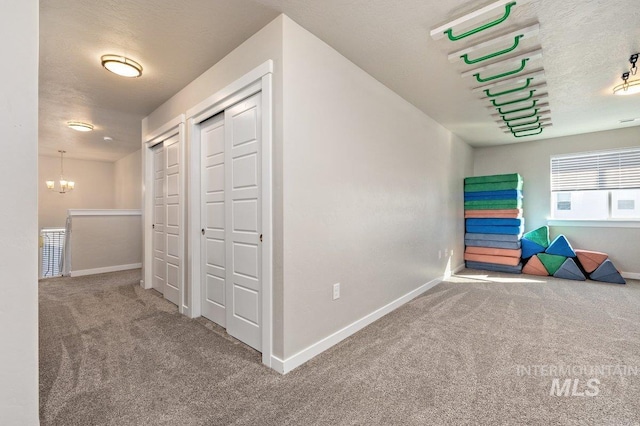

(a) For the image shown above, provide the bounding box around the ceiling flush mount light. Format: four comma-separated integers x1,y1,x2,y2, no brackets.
67,121,94,132
46,150,75,194
613,53,640,95
101,54,143,78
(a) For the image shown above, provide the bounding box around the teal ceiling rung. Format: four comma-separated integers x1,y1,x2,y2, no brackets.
501,108,538,121
474,58,529,83
444,2,517,41
485,78,533,97
512,127,543,137
461,35,523,64
506,116,540,128
496,99,538,115
491,89,536,107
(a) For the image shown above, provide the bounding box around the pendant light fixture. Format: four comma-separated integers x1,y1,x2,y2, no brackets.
613,53,640,95
101,55,143,78
46,150,75,194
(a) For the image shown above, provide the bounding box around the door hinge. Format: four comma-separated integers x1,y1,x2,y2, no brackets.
202,228,205,235
152,224,155,229
260,234,263,242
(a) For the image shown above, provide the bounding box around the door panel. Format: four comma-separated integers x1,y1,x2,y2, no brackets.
201,113,227,326
151,136,181,307
225,93,262,351
152,146,165,293
163,135,180,306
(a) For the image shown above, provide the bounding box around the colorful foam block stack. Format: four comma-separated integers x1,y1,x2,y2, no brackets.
463,173,524,274
521,226,626,284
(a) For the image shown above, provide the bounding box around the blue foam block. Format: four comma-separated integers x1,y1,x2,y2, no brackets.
546,235,576,258
466,225,524,236
465,261,523,274
465,239,521,250
553,258,586,281
464,190,523,201
466,218,523,227
465,233,520,242
521,238,546,259
590,259,626,284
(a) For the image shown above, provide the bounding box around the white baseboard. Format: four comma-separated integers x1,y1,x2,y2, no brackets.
452,263,465,274
70,263,142,277
621,271,640,280
271,275,445,374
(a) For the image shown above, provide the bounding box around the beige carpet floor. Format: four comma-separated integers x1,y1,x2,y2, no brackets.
39,269,640,425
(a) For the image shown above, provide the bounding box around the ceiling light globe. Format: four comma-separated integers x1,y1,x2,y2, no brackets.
67,121,94,131
101,55,143,78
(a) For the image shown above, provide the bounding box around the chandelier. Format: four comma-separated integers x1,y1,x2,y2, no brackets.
46,150,75,194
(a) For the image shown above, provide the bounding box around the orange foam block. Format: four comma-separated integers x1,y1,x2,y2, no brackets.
465,246,522,259
463,252,521,267
575,249,608,273
522,255,549,276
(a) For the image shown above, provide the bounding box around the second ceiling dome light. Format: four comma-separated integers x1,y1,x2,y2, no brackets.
101,55,143,78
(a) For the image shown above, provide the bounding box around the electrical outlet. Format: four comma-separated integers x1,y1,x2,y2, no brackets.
333,283,340,300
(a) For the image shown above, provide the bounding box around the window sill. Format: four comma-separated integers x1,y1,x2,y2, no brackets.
547,219,640,228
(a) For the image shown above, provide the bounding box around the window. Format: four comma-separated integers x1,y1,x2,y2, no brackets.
551,147,640,220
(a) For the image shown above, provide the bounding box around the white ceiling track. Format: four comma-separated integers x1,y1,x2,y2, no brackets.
491,107,551,119
481,82,547,100
461,49,543,79
472,69,546,93
485,94,549,111
448,24,540,63
500,117,552,130
495,112,552,125
502,121,552,134
430,0,535,41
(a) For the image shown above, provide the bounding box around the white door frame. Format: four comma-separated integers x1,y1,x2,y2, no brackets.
187,60,273,368
142,114,187,314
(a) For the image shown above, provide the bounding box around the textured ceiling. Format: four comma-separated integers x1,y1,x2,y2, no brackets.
39,0,640,161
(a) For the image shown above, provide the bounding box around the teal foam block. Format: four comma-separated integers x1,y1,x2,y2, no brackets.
546,235,576,258
590,259,626,284
523,226,550,248
521,238,545,259
553,258,586,281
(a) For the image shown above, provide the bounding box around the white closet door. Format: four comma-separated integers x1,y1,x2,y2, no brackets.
201,114,227,326
225,93,262,351
163,135,181,306
152,145,166,293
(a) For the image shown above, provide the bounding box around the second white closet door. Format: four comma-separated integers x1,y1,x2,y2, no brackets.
200,93,262,352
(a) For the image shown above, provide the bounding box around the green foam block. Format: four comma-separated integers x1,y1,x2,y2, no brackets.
538,253,567,275
464,181,524,192
524,226,550,248
464,199,522,209
464,173,522,185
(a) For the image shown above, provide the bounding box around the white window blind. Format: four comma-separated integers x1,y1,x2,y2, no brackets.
551,147,640,191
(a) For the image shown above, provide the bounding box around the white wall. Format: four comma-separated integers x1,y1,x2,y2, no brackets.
70,214,142,273
280,17,473,359
474,126,640,274
39,155,116,228
0,0,39,424
114,149,142,209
